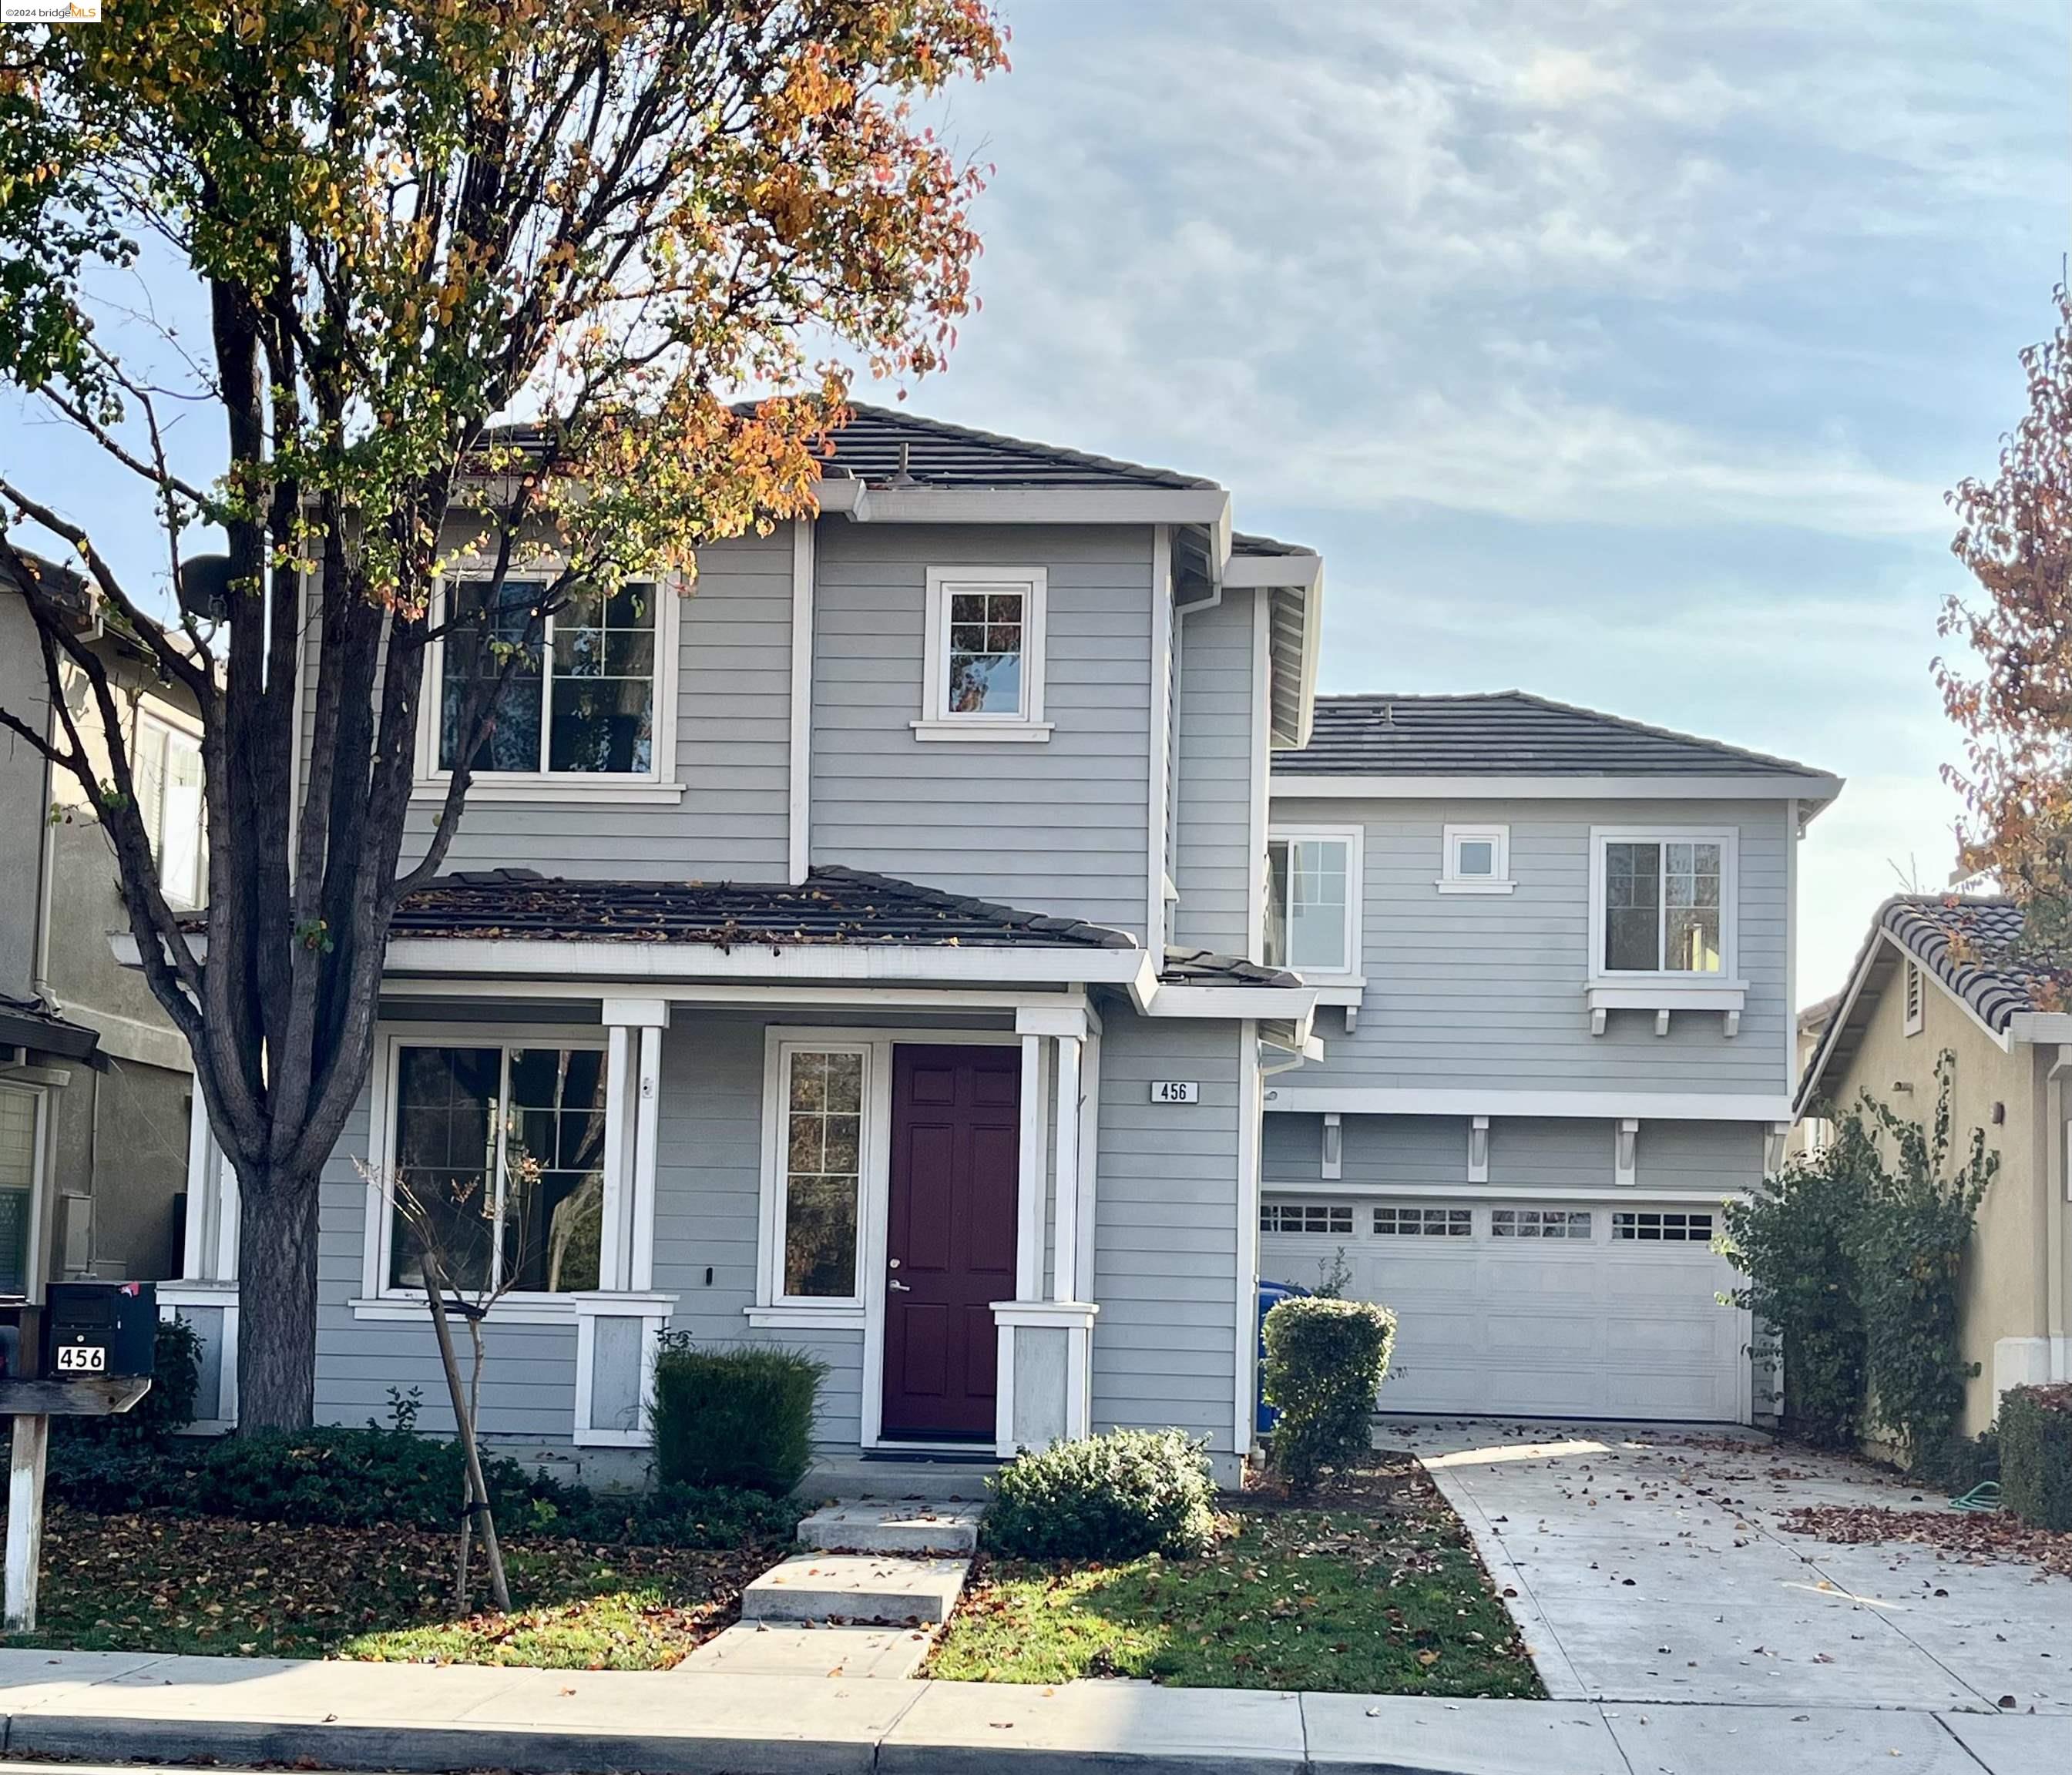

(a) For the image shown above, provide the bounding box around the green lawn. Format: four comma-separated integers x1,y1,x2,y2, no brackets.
17,1505,778,1668
929,1461,1543,1696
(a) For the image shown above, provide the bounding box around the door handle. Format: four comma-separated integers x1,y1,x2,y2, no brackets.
888,1279,911,1292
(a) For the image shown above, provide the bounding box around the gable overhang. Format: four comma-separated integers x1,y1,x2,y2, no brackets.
1272,772,1843,807
1218,551,1323,753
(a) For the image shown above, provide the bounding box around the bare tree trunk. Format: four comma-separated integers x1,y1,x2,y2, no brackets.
422,1267,509,1613
236,1173,321,1431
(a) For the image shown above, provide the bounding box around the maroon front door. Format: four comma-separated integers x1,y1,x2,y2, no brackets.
882,1044,1019,1441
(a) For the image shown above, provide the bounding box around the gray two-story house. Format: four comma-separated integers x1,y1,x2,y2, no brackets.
165,413,1837,1473
170,410,1324,1481
1260,694,1839,1424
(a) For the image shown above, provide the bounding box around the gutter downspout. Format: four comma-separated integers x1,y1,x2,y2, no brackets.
2046,1049,2072,1380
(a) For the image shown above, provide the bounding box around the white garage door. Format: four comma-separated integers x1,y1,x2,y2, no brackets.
1260,1197,1750,1424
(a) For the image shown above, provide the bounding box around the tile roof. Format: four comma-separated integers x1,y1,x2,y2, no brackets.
1159,948,1304,990
1274,691,1832,780
378,866,1138,950
482,404,1216,492
0,990,102,1064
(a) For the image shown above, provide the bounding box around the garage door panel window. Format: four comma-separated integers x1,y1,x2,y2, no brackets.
1374,1206,1472,1237
1493,1208,1592,1240
1612,1210,1714,1243
1261,1202,1352,1235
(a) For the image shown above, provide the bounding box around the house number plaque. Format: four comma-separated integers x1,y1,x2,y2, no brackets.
1148,1080,1199,1105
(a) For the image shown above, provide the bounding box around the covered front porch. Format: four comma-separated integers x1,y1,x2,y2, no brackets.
166,869,1308,1483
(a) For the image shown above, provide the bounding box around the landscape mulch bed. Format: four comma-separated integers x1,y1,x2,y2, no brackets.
1780,1504,2072,1582
19,1505,779,1668
928,1452,1543,1696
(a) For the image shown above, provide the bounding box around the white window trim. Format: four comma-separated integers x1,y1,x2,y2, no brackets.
134,707,208,910
1902,960,1925,1037
912,564,1052,741
1439,824,1513,894
755,1035,878,1319
0,1080,50,1304
411,565,685,802
358,1022,619,1314
1265,824,1365,985
1587,826,1739,985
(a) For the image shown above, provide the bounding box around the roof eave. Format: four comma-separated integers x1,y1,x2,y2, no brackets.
814,481,1231,527
1271,772,1845,800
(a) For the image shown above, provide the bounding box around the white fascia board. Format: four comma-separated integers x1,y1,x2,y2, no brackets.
1142,985,1318,1021
1269,773,1844,802
1264,1085,1794,1122
1223,552,1321,590
828,485,1231,527
1996,1012,2067,1045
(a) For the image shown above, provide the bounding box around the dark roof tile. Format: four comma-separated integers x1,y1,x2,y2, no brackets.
1158,948,1303,989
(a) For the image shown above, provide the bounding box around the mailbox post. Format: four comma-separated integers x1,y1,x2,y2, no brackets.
0,1281,156,1630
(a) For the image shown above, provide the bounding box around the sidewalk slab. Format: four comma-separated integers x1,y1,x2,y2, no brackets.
0,1650,175,1710
1599,1704,1980,1775
1300,1695,1622,1773
1940,1712,2072,1775
878,1679,1305,1775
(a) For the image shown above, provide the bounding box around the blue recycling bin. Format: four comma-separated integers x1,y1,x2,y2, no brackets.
1256,1279,1310,1435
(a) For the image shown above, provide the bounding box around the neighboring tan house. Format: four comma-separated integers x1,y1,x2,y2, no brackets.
1260,693,1839,1424
1795,895,2072,1436
0,552,205,1297
153,408,1835,1476
1789,992,1839,1159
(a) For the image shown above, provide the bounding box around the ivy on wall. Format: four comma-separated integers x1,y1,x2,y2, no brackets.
1721,1052,1996,1475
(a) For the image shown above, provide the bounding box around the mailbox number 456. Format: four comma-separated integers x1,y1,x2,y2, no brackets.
55,1344,106,1374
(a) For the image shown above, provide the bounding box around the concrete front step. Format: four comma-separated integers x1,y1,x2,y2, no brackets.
675,1619,936,1679
795,1499,983,1555
740,1552,970,1625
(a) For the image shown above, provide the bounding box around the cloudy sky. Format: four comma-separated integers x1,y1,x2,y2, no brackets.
902,0,2067,999
5,2,2063,1002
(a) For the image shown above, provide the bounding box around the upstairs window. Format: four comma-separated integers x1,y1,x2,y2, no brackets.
1593,833,1733,976
431,576,663,780
915,566,1050,740
1440,824,1512,893
1264,829,1361,978
134,713,207,908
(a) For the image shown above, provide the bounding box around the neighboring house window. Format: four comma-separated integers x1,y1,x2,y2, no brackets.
425,575,673,784
134,713,207,908
1373,1206,1472,1237
1264,828,1362,978
1492,1208,1591,1240
1591,831,1735,976
1439,824,1513,894
767,1044,868,1303
1611,1210,1713,1243
915,565,1050,740
1261,1202,1352,1235
1903,961,1924,1036
0,1086,39,1295
384,1041,606,1294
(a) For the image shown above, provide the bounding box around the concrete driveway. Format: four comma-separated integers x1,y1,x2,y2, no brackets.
1384,1419,2070,1715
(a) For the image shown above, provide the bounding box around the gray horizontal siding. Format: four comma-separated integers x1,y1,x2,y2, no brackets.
1093,1016,1243,1455
1170,589,1257,957
809,524,1153,938
1278,797,1794,1095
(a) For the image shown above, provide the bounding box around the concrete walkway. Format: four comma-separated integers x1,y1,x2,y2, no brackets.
0,1648,2066,1775
1385,1418,2070,1714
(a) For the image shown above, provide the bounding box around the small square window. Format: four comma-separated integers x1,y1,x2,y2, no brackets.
1439,826,1512,893
918,568,1049,737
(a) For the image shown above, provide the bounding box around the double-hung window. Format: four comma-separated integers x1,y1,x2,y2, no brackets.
134,713,207,908
425,575,677,793
915,566,1050,740
383,1040,608,1297
1264,829,1361,978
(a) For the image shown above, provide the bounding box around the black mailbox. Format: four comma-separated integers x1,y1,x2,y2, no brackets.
42,1281,156,1379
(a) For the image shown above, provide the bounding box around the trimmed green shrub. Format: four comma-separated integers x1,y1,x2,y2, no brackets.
983,1428,1215,1561
650,1342,825,1495
1262,1295,1395,1491
2000,1384,2072,1531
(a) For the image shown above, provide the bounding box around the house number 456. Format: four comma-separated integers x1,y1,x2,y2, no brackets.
1148,1080,1199,1105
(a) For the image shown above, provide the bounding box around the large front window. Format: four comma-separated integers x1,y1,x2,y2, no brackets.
437,577,657,777
387,1042,606,1294
1264,833,1357,975
1602,840,1722,973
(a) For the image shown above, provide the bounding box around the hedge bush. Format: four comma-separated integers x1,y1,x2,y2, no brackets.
1262,1294,1395,1491
2000,1384,2072,1531
983,1428,1216,1561
650,1342,825,1495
